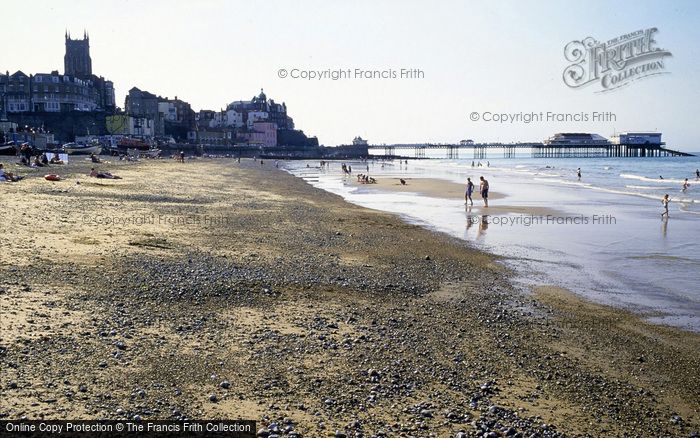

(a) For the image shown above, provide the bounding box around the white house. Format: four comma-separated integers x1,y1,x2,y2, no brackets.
247,111,269,129
158,101,178,122
226,109,244,128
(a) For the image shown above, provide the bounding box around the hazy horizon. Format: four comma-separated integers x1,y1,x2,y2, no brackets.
2,0,699,150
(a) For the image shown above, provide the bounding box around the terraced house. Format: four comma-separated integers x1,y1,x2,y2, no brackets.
0,31,115,117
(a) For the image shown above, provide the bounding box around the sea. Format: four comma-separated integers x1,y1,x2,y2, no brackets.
284,152,700,332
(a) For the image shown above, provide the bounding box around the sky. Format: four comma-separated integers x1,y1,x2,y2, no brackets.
2,0,699,150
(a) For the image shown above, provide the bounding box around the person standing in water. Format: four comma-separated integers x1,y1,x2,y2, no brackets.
696,169,700,180
682,178,690,191
465,177,474,206
479,176,489,207
577,168,582,179
661,194,670,219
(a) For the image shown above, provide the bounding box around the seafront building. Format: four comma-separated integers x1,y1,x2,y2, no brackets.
123,87,195,139
190,89,315,147
0,32,317,148
610,132,663,145
544,133,610,145
0,32,115,116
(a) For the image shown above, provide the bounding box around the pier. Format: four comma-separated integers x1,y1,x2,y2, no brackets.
368,142,693,159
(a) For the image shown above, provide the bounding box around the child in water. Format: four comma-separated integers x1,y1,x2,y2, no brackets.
661,194,670,219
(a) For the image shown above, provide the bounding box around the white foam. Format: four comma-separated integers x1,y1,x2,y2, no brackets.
534,177,592,188
620,173,687,184
590,186,700,204
626,185,675,190
679,206,700,215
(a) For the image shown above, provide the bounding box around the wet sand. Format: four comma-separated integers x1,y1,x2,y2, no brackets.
0,158,698,436
350,176,505,200
348,176,565,216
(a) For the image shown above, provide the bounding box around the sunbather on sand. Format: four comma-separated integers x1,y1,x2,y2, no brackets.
33,156,46,167
89,168,122,179
0,163,21,182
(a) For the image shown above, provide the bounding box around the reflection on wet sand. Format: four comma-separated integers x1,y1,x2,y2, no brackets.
479,215,489,237
662,217,668,238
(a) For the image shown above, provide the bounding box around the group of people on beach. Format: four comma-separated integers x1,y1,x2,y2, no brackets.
16,144,60,167
0,144,127,182
10,146,65,176
572,166,697,220
356,173,376,184
20,150,64,168
465,176,489,207
471,161,490,167
660,168,699,218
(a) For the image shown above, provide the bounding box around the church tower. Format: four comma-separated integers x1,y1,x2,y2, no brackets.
64,30,92,77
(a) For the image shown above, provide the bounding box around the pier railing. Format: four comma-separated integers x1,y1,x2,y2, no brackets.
367,143,693,159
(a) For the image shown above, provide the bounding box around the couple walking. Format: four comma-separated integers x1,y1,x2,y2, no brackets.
465,176,489,207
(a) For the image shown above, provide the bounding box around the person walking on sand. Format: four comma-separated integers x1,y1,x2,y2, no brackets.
661,194,670,219
465,177,474,206
479,176,489,207
179,151,185,163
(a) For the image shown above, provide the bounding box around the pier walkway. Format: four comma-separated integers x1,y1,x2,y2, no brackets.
368,143,693,159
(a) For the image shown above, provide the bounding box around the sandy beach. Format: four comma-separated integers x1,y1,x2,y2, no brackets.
349,176,505,200
1,158,699,436
348,176,563,217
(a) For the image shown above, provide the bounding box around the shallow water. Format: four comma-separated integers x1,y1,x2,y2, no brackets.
285,154,700,332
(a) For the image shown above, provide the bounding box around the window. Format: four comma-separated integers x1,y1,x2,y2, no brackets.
35,76,42,82
52,76,59,83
